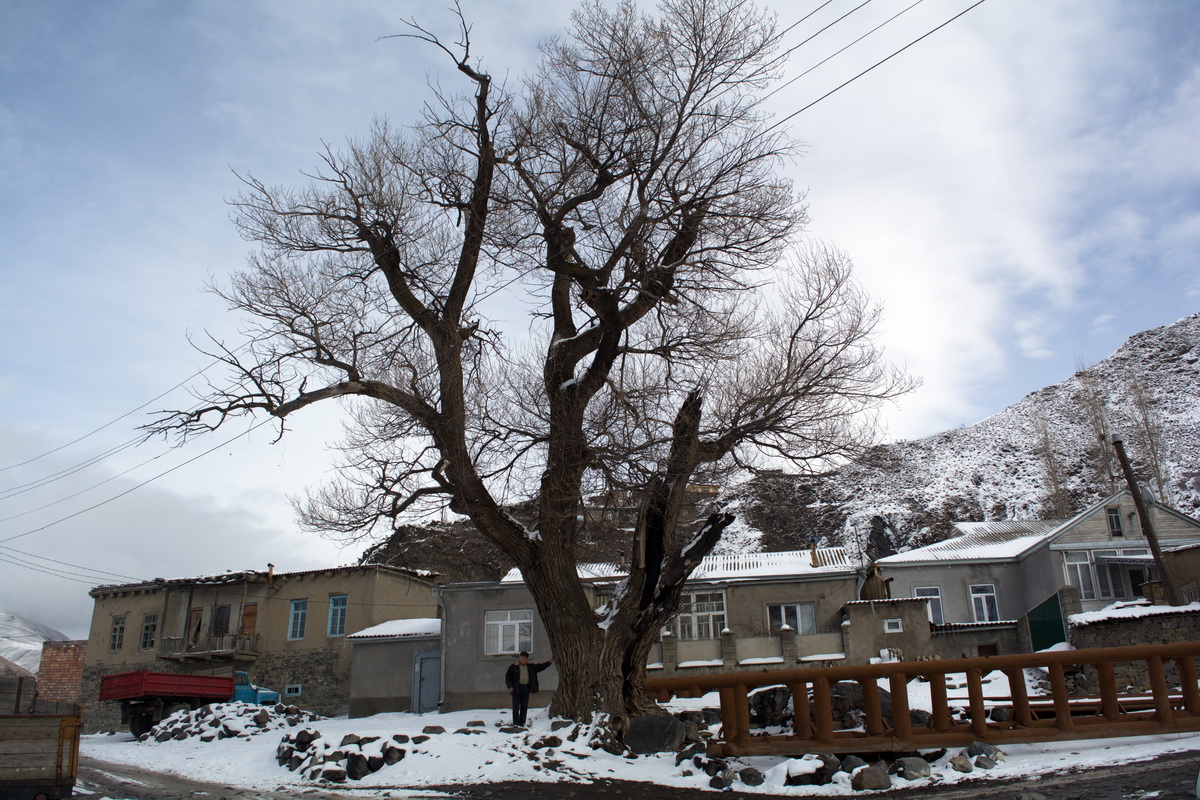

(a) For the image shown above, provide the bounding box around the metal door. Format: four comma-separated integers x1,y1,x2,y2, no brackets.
1027,592,1067,651
412,650,441,714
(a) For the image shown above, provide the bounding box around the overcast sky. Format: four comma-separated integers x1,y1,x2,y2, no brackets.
1,0,1198,639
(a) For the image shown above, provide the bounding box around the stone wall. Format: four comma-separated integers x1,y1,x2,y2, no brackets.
252,645,351,718
1068,605,1200,692
38,640,87,703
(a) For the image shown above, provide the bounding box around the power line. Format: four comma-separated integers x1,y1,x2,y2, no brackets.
0,447,172,523
0,357,226,474
0,544,139,582
0,418,274,545
768,0,990,133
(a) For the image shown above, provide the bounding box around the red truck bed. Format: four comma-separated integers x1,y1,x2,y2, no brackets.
98,671,234,701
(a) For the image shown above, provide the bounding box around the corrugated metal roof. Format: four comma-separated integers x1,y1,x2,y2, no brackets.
500,548,853,584
877,520,1067,564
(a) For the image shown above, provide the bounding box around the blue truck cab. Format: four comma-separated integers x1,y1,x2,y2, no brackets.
232,670,281,704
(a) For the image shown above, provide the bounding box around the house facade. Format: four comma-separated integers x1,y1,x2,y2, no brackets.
878,490,1200,653
82,564,437,730
436,549,859,712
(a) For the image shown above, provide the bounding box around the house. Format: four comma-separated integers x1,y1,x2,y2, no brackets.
82,564,438,730
346,618,442,718
877,490,1200,653
436,548,860,712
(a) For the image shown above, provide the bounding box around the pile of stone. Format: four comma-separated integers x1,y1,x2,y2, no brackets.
689,740,1007,791
142,702,322,743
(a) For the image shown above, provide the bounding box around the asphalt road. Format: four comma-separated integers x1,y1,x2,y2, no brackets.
78,748,1200,800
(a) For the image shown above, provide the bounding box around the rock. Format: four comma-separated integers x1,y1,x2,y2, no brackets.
841,755,868,773
851,764,892,790
813,753,841,784
990,705,1012,722
320,767,347,782
701,757,728,777
965,740,1005,762
172,730,189,741
550,720,573,732
294,728,322,747
383,745,406,765
345,753,371,781
738,767,765,786
890,756,931,780
974,755,998,769
340,733,362,748
412,735,430,744
252,709,272,727
391,734,410,744
625,715,686,754
287,755,305,772
358,735,380,746
421,725,445,735
709,769,736,789
532,735,563,749
675,708,722,727
1014,794,1047,800
748,686,793,727
783,756,824,786
949,755,973,773
675,741,707,766
367,755,384,773
499,726,525,734
468,720,487,727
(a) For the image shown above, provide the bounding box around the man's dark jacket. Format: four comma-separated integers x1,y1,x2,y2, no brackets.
505,660,553,693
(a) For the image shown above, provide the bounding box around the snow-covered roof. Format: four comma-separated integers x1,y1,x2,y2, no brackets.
1069,600,1200,627
90,563,434,595
500,548,852,584
347,618,442,640
877,520,1066,564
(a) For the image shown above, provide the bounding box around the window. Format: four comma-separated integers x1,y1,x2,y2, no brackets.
914,587,943,624
140,614,157,650
289,599,308,640
485,609,533,655
767,602,815,634
213,605,231,638
110,615,126,651
884,618,903,633
328,595,348,637
1106,507,1124,537
675,591,726,640
970,584,999,622
285,684,302,697
1064,551,1096,600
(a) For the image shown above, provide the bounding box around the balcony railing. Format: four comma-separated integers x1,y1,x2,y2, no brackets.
157,634,261,661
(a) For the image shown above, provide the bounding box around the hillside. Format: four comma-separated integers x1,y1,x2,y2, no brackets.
364,312,1200,576
732,311,1200,558
0,609,69,673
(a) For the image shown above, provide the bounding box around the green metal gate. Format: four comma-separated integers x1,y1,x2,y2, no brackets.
1028,593,1067,651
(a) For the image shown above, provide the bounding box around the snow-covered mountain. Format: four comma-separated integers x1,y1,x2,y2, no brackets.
733,312,1200,556
0,610,69,674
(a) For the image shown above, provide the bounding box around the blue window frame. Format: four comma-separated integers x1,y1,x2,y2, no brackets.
289,599,308,640
328,595,348,637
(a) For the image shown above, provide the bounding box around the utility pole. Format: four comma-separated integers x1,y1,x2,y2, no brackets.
1111,436,1182,605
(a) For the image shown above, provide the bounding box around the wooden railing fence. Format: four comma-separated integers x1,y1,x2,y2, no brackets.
645,641,1200,756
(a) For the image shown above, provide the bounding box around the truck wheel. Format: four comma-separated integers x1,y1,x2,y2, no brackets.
129,713,153,737
163,703,191,720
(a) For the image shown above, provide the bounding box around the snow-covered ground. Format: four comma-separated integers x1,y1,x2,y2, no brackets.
79,678,1200,799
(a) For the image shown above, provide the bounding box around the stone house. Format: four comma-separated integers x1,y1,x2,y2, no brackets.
436,548,860,712
877,490,1200,654
82,564,437,731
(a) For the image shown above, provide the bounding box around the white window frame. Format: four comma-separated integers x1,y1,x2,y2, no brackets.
767,602,815,634
913,587,943,624
284,684,302,697
970,584,999,622
1063,551,1096,600
484,609,533,655
1106,507,1124,537
884,618,903,633
675,591,726,640
288,599,308,640
328,595,348,637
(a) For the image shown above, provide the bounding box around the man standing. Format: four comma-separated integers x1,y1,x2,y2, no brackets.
504,651,553,727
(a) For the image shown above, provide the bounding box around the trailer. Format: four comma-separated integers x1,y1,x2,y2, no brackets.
1,678,80,800
99,670,279,735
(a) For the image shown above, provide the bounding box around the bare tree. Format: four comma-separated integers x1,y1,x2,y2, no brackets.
149,0,913,733
1075,362,1118,493
1031,408,1073,518
1124,370,1171,504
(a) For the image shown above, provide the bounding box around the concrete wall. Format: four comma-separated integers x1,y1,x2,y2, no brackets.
843,599,932,663
883,560,1027,624
36,641,87,703
348,636,439,717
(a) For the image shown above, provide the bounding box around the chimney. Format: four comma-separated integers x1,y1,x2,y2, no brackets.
267,563,276,590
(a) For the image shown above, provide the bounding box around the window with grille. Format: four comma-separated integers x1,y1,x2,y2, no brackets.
110,615,126,651
140,614,157,650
